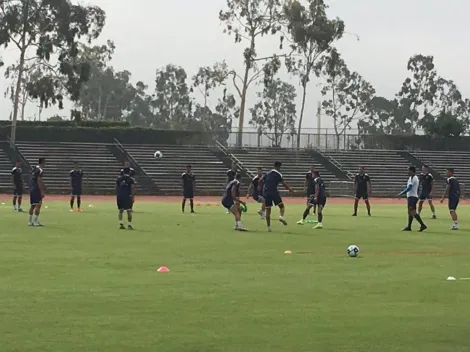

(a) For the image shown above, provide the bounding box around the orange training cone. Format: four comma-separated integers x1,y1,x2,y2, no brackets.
157,266,170,273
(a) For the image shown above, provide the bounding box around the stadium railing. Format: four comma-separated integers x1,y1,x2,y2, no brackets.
316,147,354,180
215,140,255,179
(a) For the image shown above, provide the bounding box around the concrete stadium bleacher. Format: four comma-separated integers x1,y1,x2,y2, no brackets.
124,144,228,195
323,150,412,197
0,147,15,193
16,142,125,194
229,148,344,194
411,151,469,196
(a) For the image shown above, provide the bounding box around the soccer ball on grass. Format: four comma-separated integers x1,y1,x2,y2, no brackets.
154,150,163,158
347,245,359,257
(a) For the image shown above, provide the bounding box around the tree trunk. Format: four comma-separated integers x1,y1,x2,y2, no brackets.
296,83,308,149
11,50,26,142
237,68,250,148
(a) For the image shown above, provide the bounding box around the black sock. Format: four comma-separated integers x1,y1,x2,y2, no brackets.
70,197,74,208
182,199,186,212
77,196,81,208
302,208,310,220
414,214,425,227
318,212,323,223
408,215,413,228
190,199,194,211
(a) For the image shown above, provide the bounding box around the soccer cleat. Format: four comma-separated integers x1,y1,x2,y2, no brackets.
279,218,288,226
313,223,323,229
70,208,74,212
33,222,43,227
297,220,305,225
235,227,248,232
402,227,412,231
432,215,437,219
352,213,357,217
77,208,82,212
267,227,272,232
451,225,459,230
418,225,427,232
119,224,125,230
257,210,263,216
18,208,23,212
28,222,33,226
191,210,196,213
127,225,134,230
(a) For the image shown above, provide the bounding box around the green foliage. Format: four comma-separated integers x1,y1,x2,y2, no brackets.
316,49,375,144
0,120,129,127
250,78,297,147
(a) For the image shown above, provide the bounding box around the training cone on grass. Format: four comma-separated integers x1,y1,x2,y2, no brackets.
157,266,170,273
284,250,292,254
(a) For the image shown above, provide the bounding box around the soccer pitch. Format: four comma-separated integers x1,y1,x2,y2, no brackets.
1,198,470,351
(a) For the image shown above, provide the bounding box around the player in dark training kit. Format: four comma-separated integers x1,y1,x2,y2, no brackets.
246,167,266,219
181,164,196,213
304,166,316,215
70,163,84,212
225,162,238,213
440,168,460,230
120,161,136,207
298,171,326,228
116,172,136,230
29,158,46,226
221,172,247,231
417,165,436,219
353,166,371,216
263,161,294,232
12,160,24,212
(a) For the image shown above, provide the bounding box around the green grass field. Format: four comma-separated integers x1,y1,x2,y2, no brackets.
1,200,470,351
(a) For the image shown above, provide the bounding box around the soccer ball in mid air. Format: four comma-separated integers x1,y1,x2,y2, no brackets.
154,150,163,158
347,245,359,257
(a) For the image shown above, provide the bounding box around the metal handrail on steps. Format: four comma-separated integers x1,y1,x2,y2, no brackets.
316,148,354,180
215,140,255,178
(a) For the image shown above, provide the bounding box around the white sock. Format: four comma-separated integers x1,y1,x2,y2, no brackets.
119,220,123,225
33,215,39,223
29,215,32,223
279,216,284,220
236,221,243,228
128,222,132,226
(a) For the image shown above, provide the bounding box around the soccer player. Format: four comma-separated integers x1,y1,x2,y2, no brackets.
246,167,265,219
181,164,196,213
418,165,436,219
29,158,46,226
440,168,460,230
312,171,327,229
398,166,427,232
116,172,136,230
121,161,136,207
226,161,237,183
120,161,136,177
263,161,294,232
304,165,316,215
221,172,247,231
70,163,84,212
12,160,23,212
297,171,325,226
352,166,371,216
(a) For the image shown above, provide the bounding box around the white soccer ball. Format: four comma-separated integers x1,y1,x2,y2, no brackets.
154,150,163,158
347,245,359,257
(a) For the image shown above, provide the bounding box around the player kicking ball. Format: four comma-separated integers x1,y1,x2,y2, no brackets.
399,166,427,232
440,168,460,230
246,167,265,219
116,171,136,230
221,172,247,231
263,161,294,232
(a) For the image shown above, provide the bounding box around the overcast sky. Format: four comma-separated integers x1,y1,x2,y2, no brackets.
1,0,469,130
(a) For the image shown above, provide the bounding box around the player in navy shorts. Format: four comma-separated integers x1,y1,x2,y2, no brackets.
352,166,371,216
418,165,436,219
304,166,316,215
440,168,460,230
116,172,136,230
221,172,247,231
70,162,84,212
181,164,196,213
263,161,294,232
120,161,136,207
12,160,24,212
298,171,326,227
225,162,238,214
246,167,265,219
28,158,46,226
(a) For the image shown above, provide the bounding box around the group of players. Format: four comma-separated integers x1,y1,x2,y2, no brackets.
214,162,461,232
10,157,461,232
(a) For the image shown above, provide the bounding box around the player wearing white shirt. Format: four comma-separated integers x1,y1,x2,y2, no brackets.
398,166,427,232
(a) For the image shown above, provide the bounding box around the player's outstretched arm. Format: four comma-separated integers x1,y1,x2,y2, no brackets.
440,184,450,203
282,181,294,193
398,184,412,196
